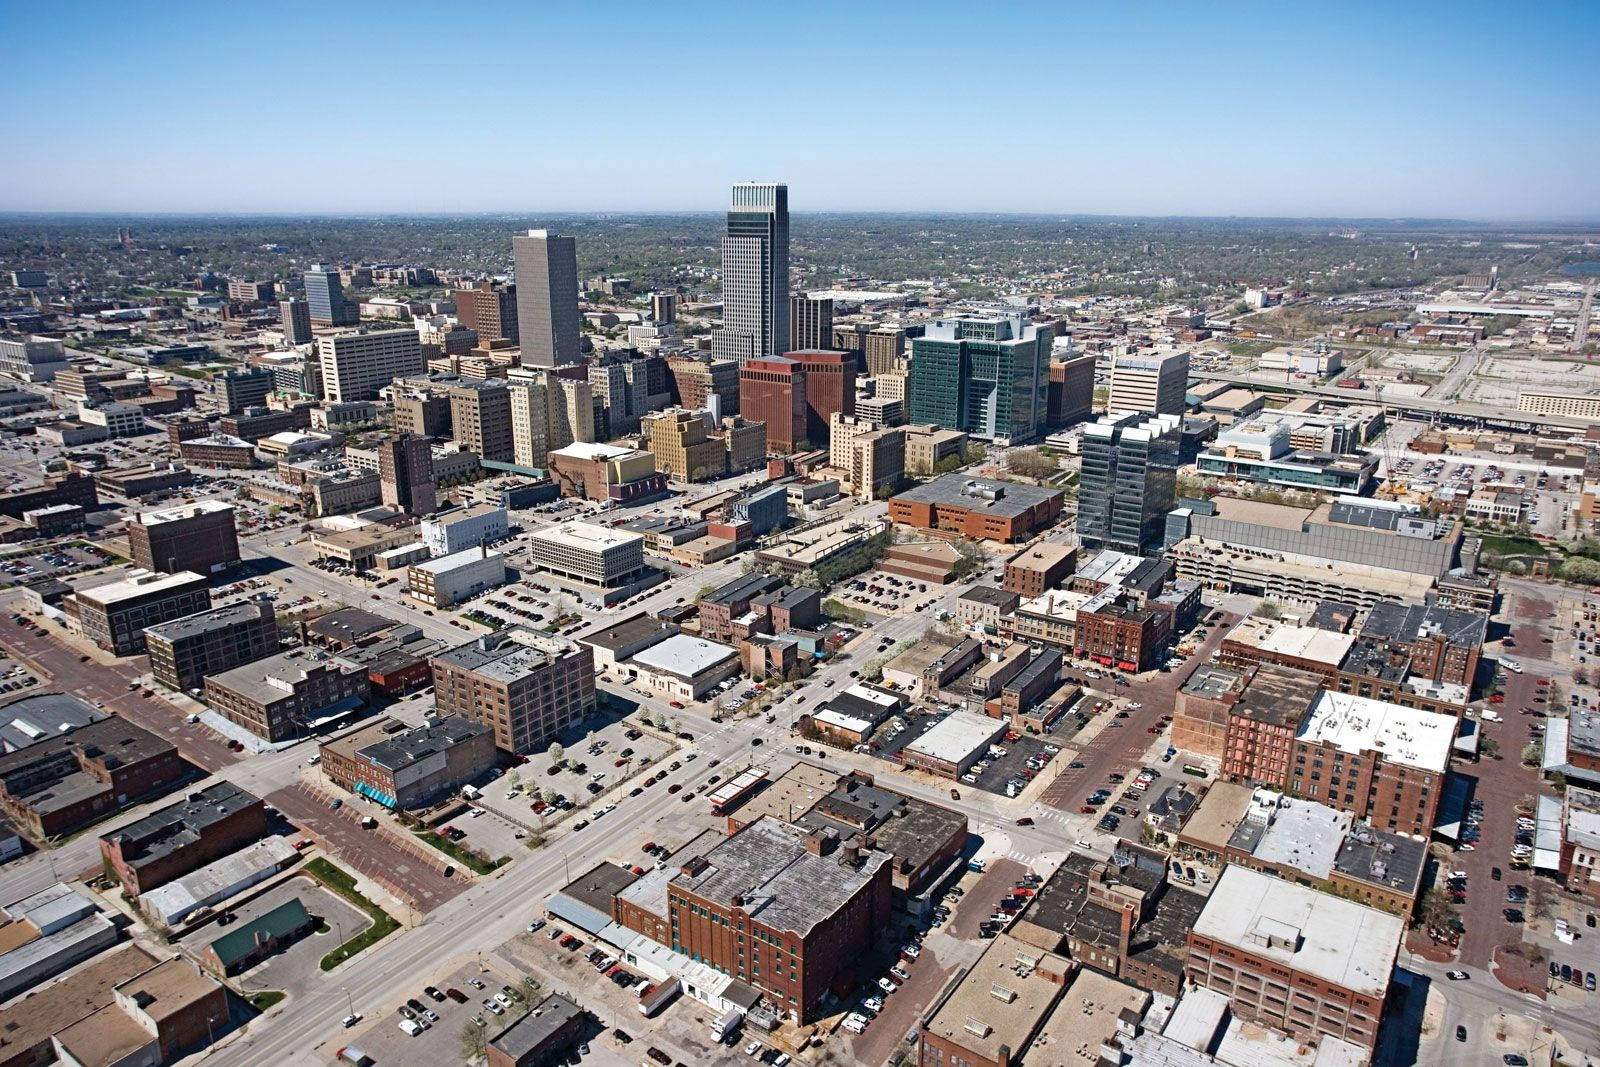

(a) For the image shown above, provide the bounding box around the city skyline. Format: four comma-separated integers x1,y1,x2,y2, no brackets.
4,2,1596,220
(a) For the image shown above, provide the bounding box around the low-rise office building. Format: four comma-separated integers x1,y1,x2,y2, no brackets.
203,648,370,741
889,474,1064,543
902,711,1008,779
486,993,587,1067
420,503,508,556
406,546,506,607
526,522,646,588
143,598,279,693
627,634,741,701
318,715,495,810
68,570,212,655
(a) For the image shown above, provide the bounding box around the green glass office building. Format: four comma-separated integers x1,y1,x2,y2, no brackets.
907,313,1052,444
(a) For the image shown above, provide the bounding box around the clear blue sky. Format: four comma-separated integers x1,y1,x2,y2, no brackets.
6,0,1598,219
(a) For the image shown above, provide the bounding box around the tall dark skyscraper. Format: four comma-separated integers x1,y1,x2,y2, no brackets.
304,264,357,326
1077,412,1181,554
377,435,437,517
279,298,313,345
512,230,581,368
712,182,788,363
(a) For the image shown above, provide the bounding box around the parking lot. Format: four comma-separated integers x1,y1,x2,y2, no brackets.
0,654,42,695
268,781,468,912
0,542,113,586
828,570,944,618
342,957,561,1067
471,716,676,835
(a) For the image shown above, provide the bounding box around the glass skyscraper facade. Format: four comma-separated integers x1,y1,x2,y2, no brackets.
304,264,356,326
712,183,788,363
906,313,1051,444
1077,412,1182,554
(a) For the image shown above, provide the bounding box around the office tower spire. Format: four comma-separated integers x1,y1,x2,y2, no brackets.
512,229,582,368
712,182,789,363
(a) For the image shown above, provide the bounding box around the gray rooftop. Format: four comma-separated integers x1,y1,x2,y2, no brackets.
557,862,639,916
580,613,678,654
1331,822,1427,899
0,694,104,752
671,817,889,938
1234,664,1324,729
358,715,489,772
305,606,401,646
702,572,785,608
959,584,1019,607
431,628,578,682
1181,663,1247,701
892,474,1062,518
100,782,260,865
1359,600,1488,649
206,647,359,704
142,599,273,645
489,993,583,1060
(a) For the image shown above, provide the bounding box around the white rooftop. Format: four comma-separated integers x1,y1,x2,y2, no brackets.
75,569,205,606
135,499,234,525
1194,865,1402,998
530,521,643,552
904,710,1005,764
550,441,635,462
1298,690,1456,773
1226,617,1356,667
410,546,502,574
629,633,737,679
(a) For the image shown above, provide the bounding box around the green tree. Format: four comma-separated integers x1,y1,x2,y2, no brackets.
458,1019,488,1063
546,742,564,767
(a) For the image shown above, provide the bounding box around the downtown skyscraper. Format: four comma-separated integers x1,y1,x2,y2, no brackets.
712,182,789,363
513,229,582,368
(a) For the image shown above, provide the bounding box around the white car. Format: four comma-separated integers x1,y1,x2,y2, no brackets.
745,1041,762,1056
877,977,896,994
468,807,486,818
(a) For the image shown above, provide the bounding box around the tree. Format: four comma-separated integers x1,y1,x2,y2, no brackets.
1006,449,1059,480
546,743,564,767
785,667,804,685
1418,887,1454,932
458,1019,488,1063
1256,600,1283,620
1481,737,1500,761
507,770,520,788
541,788,558,805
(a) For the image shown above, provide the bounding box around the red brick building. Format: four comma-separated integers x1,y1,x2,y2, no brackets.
788,349,856,447
888,474,1064,544
740,357,809,452
0,714,183,838
646,818,892,1022
1221,665,1324,788
1004,542,1077,596
99,783,267,897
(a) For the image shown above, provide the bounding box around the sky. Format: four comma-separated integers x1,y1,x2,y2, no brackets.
4,0,1598,220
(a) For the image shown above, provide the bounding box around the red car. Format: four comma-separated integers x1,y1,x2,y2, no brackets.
1079,805,1096,814
669,700,685,709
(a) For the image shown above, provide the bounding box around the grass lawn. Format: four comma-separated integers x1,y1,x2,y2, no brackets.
247,990,286,1011
413,830,507,875
305,858,400,971
1479,534,1547,557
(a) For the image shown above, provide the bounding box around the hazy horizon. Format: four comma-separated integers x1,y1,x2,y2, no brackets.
6,1,1598,219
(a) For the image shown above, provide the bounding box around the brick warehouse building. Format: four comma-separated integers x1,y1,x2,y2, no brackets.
99,783,267,896
632,817,892,1022
143,598,280,692
127,500,240,575
888,474,1064,543
0,712,181,838
1186,865,1403,1057
429,629,595,753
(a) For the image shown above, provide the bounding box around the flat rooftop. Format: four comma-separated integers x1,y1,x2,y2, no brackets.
1177,780,1256,853
305,606,399,646
580,613,677,654
1332,822,1428,900
529,521,642,552
410,546,502,574
358,715,489,772
892,474,1061,518
1299,690,1457,772
1021,967,1149,1067
1193,865,1403,998
1224,617,1355,667
1234,664,1326,729
903,710,1004,765
629,633,737,680
100,782,259,866
728,763,841,827
0,693,104,750
921,932,1072,1064
1230,791,1351,880
1181,663,1248,701
142,599,271,645
0,944,157,1060
206,647,358,704
671,817,890,939
73,569,206,607
431,628,579,683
